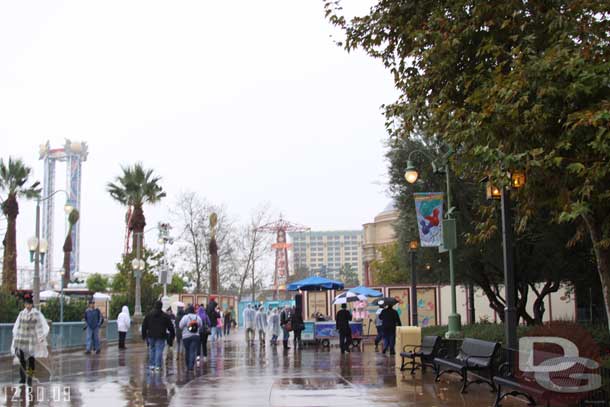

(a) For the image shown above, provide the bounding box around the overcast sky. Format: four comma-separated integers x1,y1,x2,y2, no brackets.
0,1,396,278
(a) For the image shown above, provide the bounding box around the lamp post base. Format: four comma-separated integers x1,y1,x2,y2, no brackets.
445,313,463,339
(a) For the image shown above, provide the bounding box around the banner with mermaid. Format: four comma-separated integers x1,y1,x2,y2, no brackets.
413,192,444,247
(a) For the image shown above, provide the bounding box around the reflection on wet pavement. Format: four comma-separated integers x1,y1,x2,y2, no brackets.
0,332,522,406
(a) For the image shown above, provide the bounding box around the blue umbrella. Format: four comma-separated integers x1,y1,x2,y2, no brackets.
286,276,344,291
350,286,383,298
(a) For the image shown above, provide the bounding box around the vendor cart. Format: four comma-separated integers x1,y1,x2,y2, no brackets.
306,320,363,348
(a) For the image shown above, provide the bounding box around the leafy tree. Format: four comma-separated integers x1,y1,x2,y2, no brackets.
339,264,360,287
327,1,610,326
86,273,109,293
167,274,186,294
370,242,406,285
287,264,310,284
0,158,41,291
107,163,166,253
109,293,130,320
113,248,163,315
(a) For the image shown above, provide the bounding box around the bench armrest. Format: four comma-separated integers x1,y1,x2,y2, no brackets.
402,344,422,352
496,362,512,377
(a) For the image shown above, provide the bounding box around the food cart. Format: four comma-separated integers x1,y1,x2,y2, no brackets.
302,320,364,348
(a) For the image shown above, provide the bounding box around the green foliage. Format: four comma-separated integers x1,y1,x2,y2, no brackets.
339,264,359,286
370,242,406,285
0,290,21,323
110,272,129,293
107,163,166,208
40,298,88,322
0,157,41,199
328,0,608,325
113,249,163,315
86,273,110,293
109,293,131,320
167,274,186,294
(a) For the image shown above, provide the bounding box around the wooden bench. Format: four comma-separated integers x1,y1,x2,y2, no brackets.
434,338,501,393
400,335,442,374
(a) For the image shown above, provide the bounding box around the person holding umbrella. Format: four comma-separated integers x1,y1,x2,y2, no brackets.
379,300,402,355
335,303,352,354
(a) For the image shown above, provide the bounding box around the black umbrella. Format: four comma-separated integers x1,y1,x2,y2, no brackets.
372,297,399,307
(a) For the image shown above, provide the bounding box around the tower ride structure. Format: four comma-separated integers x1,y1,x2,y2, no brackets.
257,215,309,299
39,140,88,285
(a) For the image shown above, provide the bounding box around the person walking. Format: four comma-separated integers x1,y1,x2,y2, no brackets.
175,305,185,355
280,305,293,350
374,304,385,352
380,303,402,355
268,308,280,346
197,305,210,361
291,307,304,350
11,294,49,386
179,305,202,372
117,305,131,350
84,300,103,355
223,308,232,336
335,304,352,354
243,304,256,345
255,306,268,344
215,306,223,341
141,301,175,372
206,297,218,340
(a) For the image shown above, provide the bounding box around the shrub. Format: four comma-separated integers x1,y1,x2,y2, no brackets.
0,290,21,323
40,298,88,322
109,293,131,320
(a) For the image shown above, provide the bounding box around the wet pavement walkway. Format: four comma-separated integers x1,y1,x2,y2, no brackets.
1,331,522,406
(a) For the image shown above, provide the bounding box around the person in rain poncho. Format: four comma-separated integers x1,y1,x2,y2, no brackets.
268,308,281,346
117,305,131,350
12,295,49,386
255,305,268,344
243,304,256,345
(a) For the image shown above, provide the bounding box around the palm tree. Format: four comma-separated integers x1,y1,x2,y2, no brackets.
107,163,166,253
0,158,41,291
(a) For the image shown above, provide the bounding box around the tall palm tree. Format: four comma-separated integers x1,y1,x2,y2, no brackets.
0,158,41,291
107,163,166,253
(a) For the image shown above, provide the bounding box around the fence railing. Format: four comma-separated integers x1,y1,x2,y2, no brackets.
0,321,131,355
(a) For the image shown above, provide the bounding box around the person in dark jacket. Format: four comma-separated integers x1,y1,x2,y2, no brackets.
84,300,104,354
291,307,304,350
206,297,219,341
175,306,185,354
379,303,401,355
142,301,175,371
335,304,352,354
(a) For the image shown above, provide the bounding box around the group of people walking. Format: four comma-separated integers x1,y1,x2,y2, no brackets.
242,304,304,350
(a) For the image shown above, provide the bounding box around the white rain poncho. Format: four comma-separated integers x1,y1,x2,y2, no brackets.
11,307,50,359
268,309,280,337
117,306,131,332
243,305,256,330
255,308,268,332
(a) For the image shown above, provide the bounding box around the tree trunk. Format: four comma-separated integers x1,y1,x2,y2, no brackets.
130,204,146,254
583,213,610,332
2,194,18,292
62,227,73,288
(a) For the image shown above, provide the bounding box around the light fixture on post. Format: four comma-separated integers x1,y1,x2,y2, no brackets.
485,182,502,201
404,147,462,338
131,232,145,322
510,170,526,189
30,190,72,308
59,269,65,323
409,240,419,327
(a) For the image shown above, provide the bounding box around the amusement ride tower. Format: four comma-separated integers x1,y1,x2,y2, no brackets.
39,140,88,286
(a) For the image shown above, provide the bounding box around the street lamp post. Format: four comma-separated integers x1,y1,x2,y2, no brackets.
484,170,525,369
405,148,462,338
157,222,173,300
28,191,73,309
409,240,419,326
59,269,65,323
131,232,145,321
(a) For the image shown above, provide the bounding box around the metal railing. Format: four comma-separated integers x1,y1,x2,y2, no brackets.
0,321,131,355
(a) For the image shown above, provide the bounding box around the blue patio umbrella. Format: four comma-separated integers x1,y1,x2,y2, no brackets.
350,286,383,298
286,276,344,291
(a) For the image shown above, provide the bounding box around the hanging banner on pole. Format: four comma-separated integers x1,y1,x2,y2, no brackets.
414,192,444,247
